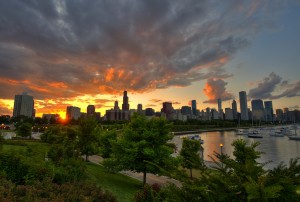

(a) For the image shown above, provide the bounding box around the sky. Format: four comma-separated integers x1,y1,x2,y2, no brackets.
0,0,300,119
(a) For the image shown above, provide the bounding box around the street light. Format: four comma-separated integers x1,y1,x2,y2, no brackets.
219,143,223,155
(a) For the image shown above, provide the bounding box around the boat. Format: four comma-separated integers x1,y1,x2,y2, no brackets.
189,135,204,144
248,134,263,138
288,136,300,140
247,130,263,138
236,129,247,135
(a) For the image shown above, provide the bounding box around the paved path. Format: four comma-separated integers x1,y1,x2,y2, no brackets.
88,155,182,187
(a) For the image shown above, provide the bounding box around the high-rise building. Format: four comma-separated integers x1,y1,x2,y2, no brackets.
191,100,197,116
251,99,265,121
217,98,223,120
264,101,273,122
122,91,129,111
161,102,174,120
225,108,233,120
239,91,249,120
13,92,34,118
114,101,120,110
87,105,95,117
181,106,192,116
66,106,81,120
145,108,155,116
232,100,238,120
276,109,283,122
137,104,143,115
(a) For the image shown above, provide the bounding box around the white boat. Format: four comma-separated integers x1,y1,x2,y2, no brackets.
189,135,204,144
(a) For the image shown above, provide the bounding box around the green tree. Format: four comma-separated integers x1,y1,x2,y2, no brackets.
99,129,117,158
77,118,100,161
106,114,175,185
17,122,32,138
180,138,202,179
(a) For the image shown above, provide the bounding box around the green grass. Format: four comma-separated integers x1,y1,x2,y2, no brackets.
86,163,142,202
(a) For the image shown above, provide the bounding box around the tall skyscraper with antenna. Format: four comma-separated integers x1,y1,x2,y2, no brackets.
122,91,129,111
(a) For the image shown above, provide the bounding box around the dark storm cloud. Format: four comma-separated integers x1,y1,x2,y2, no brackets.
0,0,285,99
248,73,300,100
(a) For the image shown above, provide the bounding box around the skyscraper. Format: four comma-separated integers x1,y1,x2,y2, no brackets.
114,101,120,110
137,104,143,115
13,92,34,118
122,91,129,111
87,105,95,117
217,98,223,119
191,100,197,116
66,106,81,120
264,101,273,122
239,91,249,121
251,99,265,121
232,100,238,120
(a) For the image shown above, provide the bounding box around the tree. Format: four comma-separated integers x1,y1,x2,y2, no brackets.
106,114,175,185
17,122,32,138
180,138,202,179
77,118,100,161
99,129,117,158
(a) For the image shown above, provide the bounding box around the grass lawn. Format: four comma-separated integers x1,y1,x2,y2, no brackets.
86,163,142,202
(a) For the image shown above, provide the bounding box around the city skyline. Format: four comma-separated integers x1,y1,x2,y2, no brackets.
0,1,300,118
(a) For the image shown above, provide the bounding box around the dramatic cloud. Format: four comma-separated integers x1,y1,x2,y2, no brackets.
248,73,300,100
203,78,234,104
0,0,285,100
249,72,282,99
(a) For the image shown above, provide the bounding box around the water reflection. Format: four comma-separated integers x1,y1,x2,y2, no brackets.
195,130,300,169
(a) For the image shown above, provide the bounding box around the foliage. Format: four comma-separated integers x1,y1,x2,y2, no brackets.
0,177,117,202
180,138,202,179
105,114,175,185
40,125,66,143
78,117,100,161
16,122,32,138
151,139,300,201
99,129,118,158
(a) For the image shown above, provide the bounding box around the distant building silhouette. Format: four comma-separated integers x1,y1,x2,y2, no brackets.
232,100,238,120
239,91,249,120
87,105,95,117
264,101,273,122
13,92,35,118
251,99,265,121
191,100,197,116
122,91,129,111
66,106,81,120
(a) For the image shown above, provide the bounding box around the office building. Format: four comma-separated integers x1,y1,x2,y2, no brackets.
251,99,265,121
181,106,192,116
122,91,129,111
66,106,81,120
232,100,238,120
239,91,249,120
264,101,273,122
276,109,283,122
87,105,95,117
161,102,174,120
114,101,120,110
145,108,155,116
191,100,197,116
13,92,34,118
225,108,233,120
137,104,143,115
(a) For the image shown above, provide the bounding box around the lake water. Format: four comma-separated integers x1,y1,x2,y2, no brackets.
178,126,300,170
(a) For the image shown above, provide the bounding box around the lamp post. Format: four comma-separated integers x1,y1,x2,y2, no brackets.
1,123,4,134
219,143,223,155
220,143,224,168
